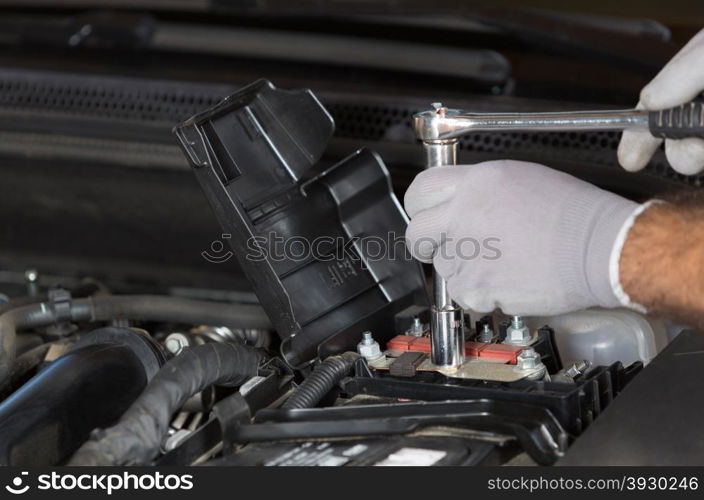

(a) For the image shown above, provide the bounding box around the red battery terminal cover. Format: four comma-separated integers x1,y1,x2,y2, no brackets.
386,335,523,364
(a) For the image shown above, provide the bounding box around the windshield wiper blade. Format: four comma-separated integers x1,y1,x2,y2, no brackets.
0,0,677,69
154,22,510,83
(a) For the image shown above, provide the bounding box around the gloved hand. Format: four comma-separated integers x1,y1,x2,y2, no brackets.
618,29,704,175
404,160,649,316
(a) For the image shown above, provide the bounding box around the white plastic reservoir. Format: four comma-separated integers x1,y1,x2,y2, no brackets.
525,309,669,366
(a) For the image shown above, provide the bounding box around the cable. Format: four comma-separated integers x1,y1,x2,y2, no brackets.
68,342,264,466
281,352,359,410
0,294,271,381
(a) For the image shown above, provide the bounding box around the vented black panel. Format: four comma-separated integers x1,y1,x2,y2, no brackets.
0,67,698,191
0,69,232,124
324,101,698,187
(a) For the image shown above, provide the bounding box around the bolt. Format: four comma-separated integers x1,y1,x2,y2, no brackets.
477,323,494,343
431,102,447,115
564,360,590,379
357,331,384,361
25,268,39,297
515,348,546,380
511,315,524,329
165,333,190,355
407,317,426,337
516,348,539,369
504,315,532,346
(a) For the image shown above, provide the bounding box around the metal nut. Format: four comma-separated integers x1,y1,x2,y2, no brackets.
504,316,533,345
477,323,494,343
516,348,540,370
165,333,190,355
406,317,427,337
563,360,590,379
357,331,383,361
515,348,546,380
505,324,531,344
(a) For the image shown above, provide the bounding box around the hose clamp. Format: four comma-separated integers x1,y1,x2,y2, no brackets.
48,288,73,323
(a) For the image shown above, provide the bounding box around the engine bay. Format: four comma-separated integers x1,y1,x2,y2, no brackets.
0,3,702,470
0,77,687,467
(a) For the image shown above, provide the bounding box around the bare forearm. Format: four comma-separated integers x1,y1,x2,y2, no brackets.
620,198,704,328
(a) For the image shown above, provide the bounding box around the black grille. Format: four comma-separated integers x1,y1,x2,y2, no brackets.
0,69,231,123
326,101,697,187
0,68,698,187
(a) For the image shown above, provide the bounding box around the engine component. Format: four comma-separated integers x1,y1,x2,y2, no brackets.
229,399,568,465
69,342,265,466
342,360,642,436
164,325,267,356
24,269,39,297
504,315,535,346
514,348,547,380
406,317,427,337
164,332,190,356
386,334,524,365
389,352,427,377
560,329,704,465
394,306,430,338
383,321,565,375
525,309,667,365
173,79,427,367
281,352,359,410
0,293,271,381
356,331,384,362
0,336,76,400
211,436,500,467
477,322,495,343
156,361,293,466
0,327,163,466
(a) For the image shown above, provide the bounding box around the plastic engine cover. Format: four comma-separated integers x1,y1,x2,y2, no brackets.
174,80,427,365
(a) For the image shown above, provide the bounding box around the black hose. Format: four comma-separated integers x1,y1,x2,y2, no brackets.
81,295,271,329
0,295,271,381
0,337,79,400
0,294,48,315
68,342,264,466
282,352,359,410
0,280,104,315
0,342,153,466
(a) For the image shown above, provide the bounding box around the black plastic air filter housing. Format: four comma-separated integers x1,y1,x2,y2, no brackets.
174,80,427,366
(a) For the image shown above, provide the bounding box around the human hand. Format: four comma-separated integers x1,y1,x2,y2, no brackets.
404,160,645,315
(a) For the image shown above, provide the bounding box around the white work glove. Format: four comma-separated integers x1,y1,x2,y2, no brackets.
618,28,704,175
404,160,649,316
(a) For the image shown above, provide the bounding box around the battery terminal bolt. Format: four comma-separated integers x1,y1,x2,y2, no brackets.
515,347,547,380
504,315,535,346
357,331,385,362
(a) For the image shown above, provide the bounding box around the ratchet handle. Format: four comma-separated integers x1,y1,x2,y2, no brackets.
648,98,704,139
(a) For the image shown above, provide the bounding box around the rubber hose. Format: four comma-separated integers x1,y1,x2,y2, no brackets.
0,295,271,382
0,294,48,315
282,352,360,410
0,281,103,315
0,337,78,400
0,342,152,466
69,342,264,466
